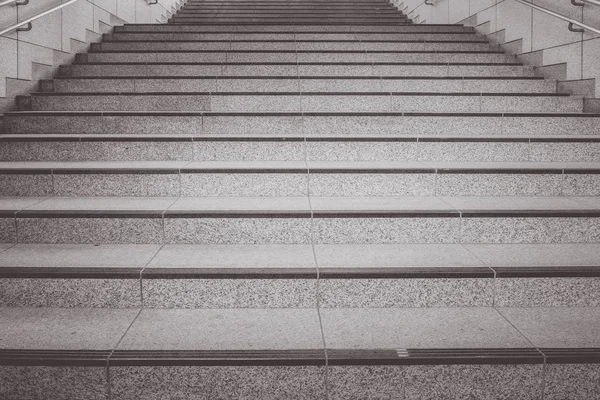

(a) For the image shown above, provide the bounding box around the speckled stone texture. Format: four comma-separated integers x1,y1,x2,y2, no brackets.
399,116,504,136
328,364,544,400
0,174,53,196
530,142,600,162
391,95,480,113
418,142,530,162
503,116,600,136
0,278,141,307
460,217,565,244
17,217,164,244
217,78,298,92
436,174,563,196
302,95,391,112
203,115,302,135
319,278,493,307
222,64,297,76
110,366,326,400
53,174,181,196
0,218,17,242
543,364,600,400
211,95,301,112
303,115,400,136
0,366,108,400
164,218,311,244
180,173,307,196
309,174,435,196
142,279,316,308
0,141,193,162
402,364,543,400
563,174,600,196
306,142,419,161
494,277,600,307
328,366,405,400
313,218,460,244
193,141,304,161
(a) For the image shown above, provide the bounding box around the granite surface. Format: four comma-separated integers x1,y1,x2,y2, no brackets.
142,279,316,308
0,366,109,400
0,278,141,308
494,277,600,307
164,217,311,244
110,366,326,400
319,278,493,307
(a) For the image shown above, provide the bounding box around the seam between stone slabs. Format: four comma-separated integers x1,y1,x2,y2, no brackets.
106,308,143,400
492,307,547,399
302,108,330,398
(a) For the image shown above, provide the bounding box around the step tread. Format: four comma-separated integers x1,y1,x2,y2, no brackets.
2,195,600,214
3,242,600,268
1,307,599,355
2,160,600,171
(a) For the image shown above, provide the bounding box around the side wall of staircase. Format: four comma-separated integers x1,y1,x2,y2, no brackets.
395,0,600,106
0,0,186,113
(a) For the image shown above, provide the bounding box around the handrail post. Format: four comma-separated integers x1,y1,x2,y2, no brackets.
424,0,433,5
568,22,585,32
571,0,585,5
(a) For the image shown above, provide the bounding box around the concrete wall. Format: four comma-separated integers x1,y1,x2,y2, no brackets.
394,0,600,98
0,0,185,111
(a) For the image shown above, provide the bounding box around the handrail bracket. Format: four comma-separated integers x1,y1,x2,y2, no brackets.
568,22,585,32
16,22,32,32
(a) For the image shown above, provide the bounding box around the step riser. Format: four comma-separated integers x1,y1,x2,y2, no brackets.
3,140,599,163
1,171,599,197
5,364,589,400
3,140,597,163
4,115,598,136
29,95,581,113
52,78,555,94
95,42,493,52
81,52,511,64
169,18,410,23
107,33,484,41
63,63,531,77
2,215,600,244
2,277,597,308
115,25,473,33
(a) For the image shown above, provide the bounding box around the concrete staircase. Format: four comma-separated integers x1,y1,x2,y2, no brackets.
1,0,600,398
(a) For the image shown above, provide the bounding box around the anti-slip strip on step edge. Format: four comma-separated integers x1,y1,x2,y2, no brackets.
7,210,600,219
2,348,599,366
52,76,545,80
69,62,523,66
7,111,599,117
2,266,599,279
101,39,482,44
29,92,568,97
8,136,599,143
89,49,504,54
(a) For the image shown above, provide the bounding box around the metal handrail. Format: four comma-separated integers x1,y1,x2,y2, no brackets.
0,0,81,36
516,0,600,35
572,0,600,7
0,0,28,7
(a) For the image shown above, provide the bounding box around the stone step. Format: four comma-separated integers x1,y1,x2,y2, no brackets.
48,76,555,94
169,17,410,23
3,195,600,244
2,134,599,162
106,31,485,41
1,242,600,308
62,62,532,77
3,111,598,136
1,306,599,399
2,161,600,196
93,40,495,52
24,92,580,113
115,24,474,32
79,50,513,63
